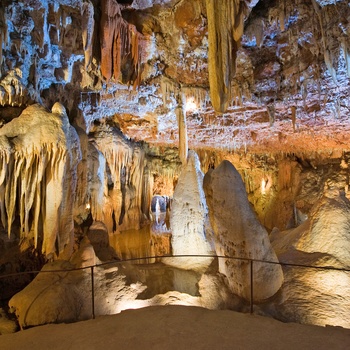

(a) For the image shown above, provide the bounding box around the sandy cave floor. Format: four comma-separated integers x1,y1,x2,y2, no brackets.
1,305,350,350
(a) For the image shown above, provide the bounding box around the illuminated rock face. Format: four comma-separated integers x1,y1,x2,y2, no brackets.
163,151,214,271
8,244,147,328
0,103,80,259
295,192,350,268
9,239,236,329
204,160,283,301
270,189,350,328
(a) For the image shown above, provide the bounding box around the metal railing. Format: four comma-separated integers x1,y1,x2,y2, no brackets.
1,254,350,321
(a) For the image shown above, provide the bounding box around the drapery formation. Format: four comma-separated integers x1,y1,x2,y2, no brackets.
100,0,143,87
0,104,80,259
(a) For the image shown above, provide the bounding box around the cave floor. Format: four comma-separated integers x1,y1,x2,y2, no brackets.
1,305,349,350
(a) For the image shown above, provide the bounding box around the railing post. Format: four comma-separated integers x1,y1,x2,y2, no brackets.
91,266,95,319
250,259,253,314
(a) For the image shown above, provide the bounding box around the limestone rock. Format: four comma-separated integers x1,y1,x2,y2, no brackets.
100,0,142,86
8,243,147,328
0,103,80,259
203,160,283,301
295,191,350,268
268,189,350,327
163,151,214,271
0,308,17,334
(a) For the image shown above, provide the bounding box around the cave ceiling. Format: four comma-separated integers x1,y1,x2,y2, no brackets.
0,0,349,156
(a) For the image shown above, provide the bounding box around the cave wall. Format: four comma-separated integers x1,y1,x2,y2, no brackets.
198,149,350,232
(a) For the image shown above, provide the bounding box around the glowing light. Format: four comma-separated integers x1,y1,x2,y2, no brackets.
85,203,91,210
185,98,198,112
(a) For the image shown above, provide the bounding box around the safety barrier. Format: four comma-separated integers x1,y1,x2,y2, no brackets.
1,254,350,321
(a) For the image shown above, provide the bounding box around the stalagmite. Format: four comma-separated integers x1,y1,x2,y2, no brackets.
204,160,283,301
163,151,214,271
206,0,245,113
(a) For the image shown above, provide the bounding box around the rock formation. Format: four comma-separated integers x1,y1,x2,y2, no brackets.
206,0,245,113
204,160,283,301
163,151,214,271
0,103,80,259
294,191,350,268
0,0,350,331
9,238,237,329
269,185,350,328
100,0,143,86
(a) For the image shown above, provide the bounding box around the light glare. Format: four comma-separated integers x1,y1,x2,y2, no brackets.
185,98,197,112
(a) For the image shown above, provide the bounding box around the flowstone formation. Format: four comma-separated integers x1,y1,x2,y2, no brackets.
0,103,80,259
100,0,143,85
204,160,283,301
270,185,350,328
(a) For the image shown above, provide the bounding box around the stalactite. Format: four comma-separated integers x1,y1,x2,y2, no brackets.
0,104,80,259
340,38,350,78
93,126,146,232
311,0,337,83
100,0,143,87
0,5,6,78
254,19,264,47
267,104,275,127
160,76,178,106
291,105,296,132
181,86,209,110
324,49,337,83
206,0,245,113
279,0,285,31
81,0,94,70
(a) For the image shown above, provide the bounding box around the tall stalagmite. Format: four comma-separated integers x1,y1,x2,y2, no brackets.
206,0,245,113
163,151,214,271
204,160,283,301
